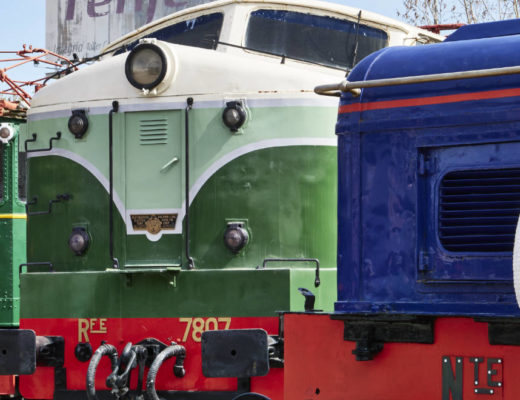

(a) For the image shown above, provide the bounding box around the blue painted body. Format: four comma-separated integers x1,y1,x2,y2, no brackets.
444,19,520,42
336,21,520,317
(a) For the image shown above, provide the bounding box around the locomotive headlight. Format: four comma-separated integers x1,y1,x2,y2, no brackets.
69,227,90,256
68,110,89,139
223,101,247,132
224,222,249,254
125,40,175,94
0,123,14,144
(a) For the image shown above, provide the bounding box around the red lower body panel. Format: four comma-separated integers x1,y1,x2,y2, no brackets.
284,314,518,400
0,375,15,395
20,317,281,399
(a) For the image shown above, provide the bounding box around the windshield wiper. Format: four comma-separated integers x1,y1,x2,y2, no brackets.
209,39,347,72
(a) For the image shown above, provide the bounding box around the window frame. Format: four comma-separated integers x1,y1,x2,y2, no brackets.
242,6,390,70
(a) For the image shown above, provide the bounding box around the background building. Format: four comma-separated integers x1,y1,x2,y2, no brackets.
46,0,208,60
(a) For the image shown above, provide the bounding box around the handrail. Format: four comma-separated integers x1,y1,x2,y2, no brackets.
185,97,195,270
314,64,520,97
108,101,119,269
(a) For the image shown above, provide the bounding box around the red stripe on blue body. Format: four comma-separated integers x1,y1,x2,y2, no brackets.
339,87,520,114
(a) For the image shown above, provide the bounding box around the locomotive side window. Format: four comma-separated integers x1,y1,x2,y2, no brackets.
245,10,388,69
115,13,224,54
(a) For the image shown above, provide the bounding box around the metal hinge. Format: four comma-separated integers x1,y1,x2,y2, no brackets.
418,250,433,272
418,153,436,176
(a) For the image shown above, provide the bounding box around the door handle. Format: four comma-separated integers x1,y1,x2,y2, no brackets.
160,157,179,172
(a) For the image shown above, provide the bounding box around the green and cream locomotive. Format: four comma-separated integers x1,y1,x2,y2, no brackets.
2,1,441,399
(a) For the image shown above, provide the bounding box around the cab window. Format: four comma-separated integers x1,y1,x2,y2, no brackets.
117,13,224,54
245,10,388,69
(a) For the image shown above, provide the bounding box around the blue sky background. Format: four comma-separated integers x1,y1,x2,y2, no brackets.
1,0,403,86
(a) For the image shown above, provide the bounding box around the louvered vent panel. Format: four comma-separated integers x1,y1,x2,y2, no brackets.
139,118,168,145
439,168,520,252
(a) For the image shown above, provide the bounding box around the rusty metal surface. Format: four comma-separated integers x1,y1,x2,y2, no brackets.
419,23,465,34
0,45,75,118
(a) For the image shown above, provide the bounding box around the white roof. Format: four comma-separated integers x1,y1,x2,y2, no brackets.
103,0,442,53
30,40,340,112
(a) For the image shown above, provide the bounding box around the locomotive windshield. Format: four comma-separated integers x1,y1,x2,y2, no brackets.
115,13,224,54
245,10,388,69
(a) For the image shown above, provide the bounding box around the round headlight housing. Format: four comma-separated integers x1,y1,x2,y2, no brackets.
222,101,247,132
125,43,167,90
69,227,90,256
223,222,249,254
68,110,89,139
0,124,14,144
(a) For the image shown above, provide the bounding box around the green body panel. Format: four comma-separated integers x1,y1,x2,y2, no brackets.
124,110,183,209
0,124,27,327
27,156,125,272
27,144,336,271
125,234,181,266
191,145,337,268
25,102,338,319
20,268,336,318
26,106,336,214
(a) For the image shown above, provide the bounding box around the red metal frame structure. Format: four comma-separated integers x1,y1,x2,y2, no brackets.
419,23,465,34
0,45,76,118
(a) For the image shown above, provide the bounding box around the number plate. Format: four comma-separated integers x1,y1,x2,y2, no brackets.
442,355,503,399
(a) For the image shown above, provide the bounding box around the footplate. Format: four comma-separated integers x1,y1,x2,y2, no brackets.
0,329,36,375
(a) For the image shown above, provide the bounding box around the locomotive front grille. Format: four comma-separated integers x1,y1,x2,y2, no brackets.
439,168,520,252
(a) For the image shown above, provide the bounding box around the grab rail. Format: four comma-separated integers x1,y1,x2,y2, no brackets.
315,64,520,97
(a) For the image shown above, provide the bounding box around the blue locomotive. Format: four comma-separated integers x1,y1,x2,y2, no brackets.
335,20,520,318
281,19,520,400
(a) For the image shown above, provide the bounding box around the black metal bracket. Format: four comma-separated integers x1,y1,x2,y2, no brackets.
332,315,435,361
136,338,168,366
475,318,520,345
351,337,384,361
236,379,251,394
36,336,65,367
25,131,62,153
19,262,54,274
267,335,284,368
298,288,316,311
55,367,67,391
260,258,320,287
201,329,269,378
0,329,36,375
25,193,71,216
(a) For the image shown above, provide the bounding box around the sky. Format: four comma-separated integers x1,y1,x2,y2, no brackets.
1,0,404,88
